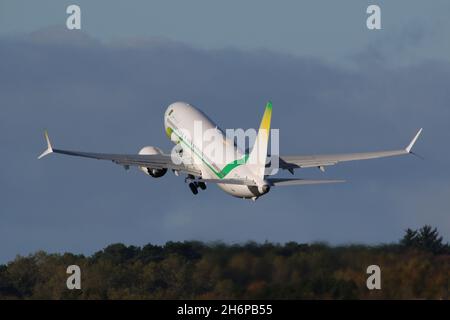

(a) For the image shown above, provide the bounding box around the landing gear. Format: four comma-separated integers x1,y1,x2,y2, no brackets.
197,182,207,190
186,179,206,195
188,182,198,195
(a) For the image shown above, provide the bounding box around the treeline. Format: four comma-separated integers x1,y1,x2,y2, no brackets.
0,226,448,299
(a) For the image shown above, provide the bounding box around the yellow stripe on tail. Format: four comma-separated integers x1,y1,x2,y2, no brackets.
247,101,272,179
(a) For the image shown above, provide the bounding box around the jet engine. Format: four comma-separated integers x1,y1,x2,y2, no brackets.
138,146,167,178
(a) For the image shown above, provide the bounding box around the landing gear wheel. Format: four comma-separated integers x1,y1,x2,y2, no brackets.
198,182,207,190
188,182,198,195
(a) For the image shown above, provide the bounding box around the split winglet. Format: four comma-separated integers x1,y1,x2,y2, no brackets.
405,128,423,153
38,130,53,159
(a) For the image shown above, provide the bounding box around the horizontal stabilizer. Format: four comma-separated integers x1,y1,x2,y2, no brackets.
267,178,345,186
196,178,258,186
195,178,344,187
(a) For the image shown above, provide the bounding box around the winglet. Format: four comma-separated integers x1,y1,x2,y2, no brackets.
38,130,53,159
405,128,423,153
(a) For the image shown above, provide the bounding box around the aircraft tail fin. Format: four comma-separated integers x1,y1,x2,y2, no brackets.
247,101,272,179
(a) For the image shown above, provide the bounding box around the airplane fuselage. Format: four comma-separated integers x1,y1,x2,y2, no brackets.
164,102,269,199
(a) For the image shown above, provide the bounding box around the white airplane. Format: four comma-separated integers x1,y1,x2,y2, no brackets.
39,102,422,200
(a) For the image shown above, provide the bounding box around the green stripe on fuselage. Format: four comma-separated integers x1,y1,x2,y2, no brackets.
219,153,249,177
169,128,248,179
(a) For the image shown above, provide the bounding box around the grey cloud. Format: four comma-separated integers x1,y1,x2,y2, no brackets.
0,27,449,263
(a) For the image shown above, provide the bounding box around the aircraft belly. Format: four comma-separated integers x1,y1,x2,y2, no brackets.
217,183,256,199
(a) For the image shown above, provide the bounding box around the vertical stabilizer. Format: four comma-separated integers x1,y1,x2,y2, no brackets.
247,101,272,179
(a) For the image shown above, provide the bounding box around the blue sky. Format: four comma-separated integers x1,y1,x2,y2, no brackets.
0,1,449,263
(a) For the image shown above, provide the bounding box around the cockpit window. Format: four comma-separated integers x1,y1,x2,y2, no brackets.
168,109,174,116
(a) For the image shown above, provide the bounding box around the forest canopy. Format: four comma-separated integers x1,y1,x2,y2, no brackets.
0,225,448,299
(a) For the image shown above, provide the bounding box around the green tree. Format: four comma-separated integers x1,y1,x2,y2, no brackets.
1,234,449,300
400,228,418,247
401,225,448,254
417,225,445,254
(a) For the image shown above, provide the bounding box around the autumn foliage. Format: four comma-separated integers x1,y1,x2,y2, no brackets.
0,226,448,299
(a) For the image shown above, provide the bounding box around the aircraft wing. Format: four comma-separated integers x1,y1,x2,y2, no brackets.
37,131,202,176
278,128,422,171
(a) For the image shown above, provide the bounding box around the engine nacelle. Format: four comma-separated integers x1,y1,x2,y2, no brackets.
138,146,167,178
